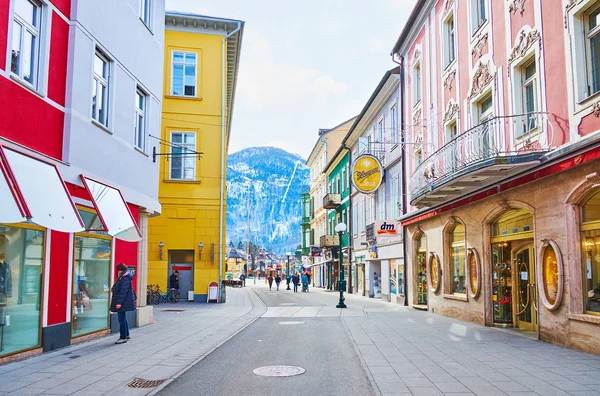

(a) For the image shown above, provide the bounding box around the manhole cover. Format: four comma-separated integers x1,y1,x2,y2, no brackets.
161,309,185,312
127,378,166,388
279,303,295,306
279,321,305,325
253,365,305,377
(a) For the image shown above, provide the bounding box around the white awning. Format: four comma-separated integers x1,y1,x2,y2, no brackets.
0,147,84,232
80,175,142,241
310,259,332,267
0,161,26,224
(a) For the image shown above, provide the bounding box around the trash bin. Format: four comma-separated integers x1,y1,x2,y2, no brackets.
187,290,194,302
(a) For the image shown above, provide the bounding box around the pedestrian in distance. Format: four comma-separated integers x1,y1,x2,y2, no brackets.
301,271,309,293
268,274,274,290
169,270,179,291
239,273,246,287
111,263,136,344
292,272,300,293
275,274,281,291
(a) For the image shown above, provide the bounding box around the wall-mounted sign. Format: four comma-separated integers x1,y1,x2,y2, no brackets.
351,154,384,194
374,220,401,237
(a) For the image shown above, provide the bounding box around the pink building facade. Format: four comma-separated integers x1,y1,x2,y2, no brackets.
393,0,600,353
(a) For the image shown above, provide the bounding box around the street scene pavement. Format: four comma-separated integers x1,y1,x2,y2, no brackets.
3,283,600,395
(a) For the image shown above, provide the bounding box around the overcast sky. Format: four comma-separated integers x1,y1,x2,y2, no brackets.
165,0,417,159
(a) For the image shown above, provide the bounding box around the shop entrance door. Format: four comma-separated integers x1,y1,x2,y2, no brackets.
515,246,537,332
169,251,194,300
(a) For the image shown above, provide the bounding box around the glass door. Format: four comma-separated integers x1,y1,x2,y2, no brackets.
515,246,537,331
492,242,513,326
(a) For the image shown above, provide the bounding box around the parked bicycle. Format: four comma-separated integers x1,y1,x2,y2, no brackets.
147,284,180,304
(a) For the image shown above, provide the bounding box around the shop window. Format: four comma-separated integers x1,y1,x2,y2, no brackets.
540,239,563,311
581,191,600,313
417,234,427,305
171,51,197,97
397,262,404,296
170,132,196,180
72,231,111,337
390,259,397,295
429,253,441,294
449,224,466,294
92,49,111,127
11,0,42,88
0,226,44,357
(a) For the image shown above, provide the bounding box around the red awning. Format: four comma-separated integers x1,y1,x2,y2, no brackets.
0,146,84,232
80,175,142,242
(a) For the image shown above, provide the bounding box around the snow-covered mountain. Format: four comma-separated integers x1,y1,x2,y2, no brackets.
226,147,309,254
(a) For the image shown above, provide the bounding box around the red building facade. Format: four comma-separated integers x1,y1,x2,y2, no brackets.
0,0,162,362
393,0,600,353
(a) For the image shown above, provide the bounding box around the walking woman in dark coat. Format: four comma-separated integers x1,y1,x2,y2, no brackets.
111,263,136,344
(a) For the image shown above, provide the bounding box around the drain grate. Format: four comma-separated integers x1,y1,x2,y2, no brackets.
253,365,305,377
127,378,166,389
161,309,185,312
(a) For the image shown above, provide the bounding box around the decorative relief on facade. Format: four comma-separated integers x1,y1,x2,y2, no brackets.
443,0,455,15
443,70,456,90
471,33,488,60
586,172,600,187
468,61,496,100
413,109,422,125
443,101,459,122
565,0,582,28
508,28,541,63
593,102,600,117
412,47,422,66
508,0,527,15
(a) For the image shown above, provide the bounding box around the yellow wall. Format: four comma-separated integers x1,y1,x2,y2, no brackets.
148,29,229,298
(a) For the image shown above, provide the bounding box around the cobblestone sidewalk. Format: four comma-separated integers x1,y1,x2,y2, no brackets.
0,286,266,396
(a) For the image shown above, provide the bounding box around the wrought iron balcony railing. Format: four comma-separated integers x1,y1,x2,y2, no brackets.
410,112,555,198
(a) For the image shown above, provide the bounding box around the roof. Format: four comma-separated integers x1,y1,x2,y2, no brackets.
305,115,357,166
390,0,427,55
323,67,400,173
165,12,244,147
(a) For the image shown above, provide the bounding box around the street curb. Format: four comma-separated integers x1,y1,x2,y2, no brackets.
340,317,382,396
146,288,268,396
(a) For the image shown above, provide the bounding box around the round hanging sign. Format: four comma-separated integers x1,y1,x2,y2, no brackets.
351,154,384,194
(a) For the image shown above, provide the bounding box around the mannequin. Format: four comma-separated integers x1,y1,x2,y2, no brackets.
0,235,12,352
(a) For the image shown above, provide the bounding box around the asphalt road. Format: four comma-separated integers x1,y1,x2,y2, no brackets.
158,285,376,396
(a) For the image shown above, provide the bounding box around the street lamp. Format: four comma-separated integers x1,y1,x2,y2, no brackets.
286,252,291,290
335,222,347,308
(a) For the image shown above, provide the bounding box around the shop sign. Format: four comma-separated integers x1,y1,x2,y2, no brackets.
351,154,384,194
374,220,401,237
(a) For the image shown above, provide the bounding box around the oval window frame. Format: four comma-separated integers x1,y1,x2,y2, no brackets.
466,247,481,299
428,252,441,294
537,239,564,311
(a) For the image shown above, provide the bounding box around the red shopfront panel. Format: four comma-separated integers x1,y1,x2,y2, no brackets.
0,78,64,160
48,230,70,326
50,0,71,19
0,1,8,70
47,11,69,107
114,204,140,292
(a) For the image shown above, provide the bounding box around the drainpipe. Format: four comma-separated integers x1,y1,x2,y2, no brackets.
220,22,242,301
392,53,408,306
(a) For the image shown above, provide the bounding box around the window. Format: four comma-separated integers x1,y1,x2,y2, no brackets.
377,118,384,152
444,15,456,67
341,167,346,192
478,95,493,123
337,176,341,194
449,224,466,294
378,186,385,220
520,60,538,136
352,204,358,238
140,0,151,27
413,63,422,105
0,227,44,357
359,200,365,232
390,104,398,145
92,50,110,127
581,191,600,313
11,0,42,87
391,177,399,219
472,0,487,33
586,5,600,96
415,148,423,167
170,132,196,180
134,88,147,151
171,51,197,97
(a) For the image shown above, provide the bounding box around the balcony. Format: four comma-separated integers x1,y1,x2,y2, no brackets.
410,113,555,208
320,234,340,248
323,193,342,209
302,216,311,225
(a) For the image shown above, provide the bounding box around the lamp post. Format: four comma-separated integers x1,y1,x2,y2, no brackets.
335,222,347,308
286,252,291,290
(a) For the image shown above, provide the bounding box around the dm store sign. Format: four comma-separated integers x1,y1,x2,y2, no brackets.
351,154,384,194
374,220,400,237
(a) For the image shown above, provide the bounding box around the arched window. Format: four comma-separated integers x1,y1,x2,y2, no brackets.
581,191,600,313
449,224,466,295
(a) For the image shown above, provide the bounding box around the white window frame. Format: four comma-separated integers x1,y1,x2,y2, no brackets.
134,88,147,151
10,0,42,88
140,0,152,28
391,177,399,219
92,49,111,128
359,200,365,233
377,116,384,152
478,94,493,124
352,204,358,238
518,59,538,137
443,12,456,68
585,4,600,97
390,103,398,147
471,0,487,35
169,131,196,181
378,185,385,220
413,62,422,106
171,51,198,97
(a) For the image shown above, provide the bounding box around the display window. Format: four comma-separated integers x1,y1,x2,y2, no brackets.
449,224,466,294
417,234,427,304
581,191,600,314
0,224,44,357
390,259,398,295
71,208,112,337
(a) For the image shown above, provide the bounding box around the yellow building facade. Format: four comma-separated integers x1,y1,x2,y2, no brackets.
148,13,243,301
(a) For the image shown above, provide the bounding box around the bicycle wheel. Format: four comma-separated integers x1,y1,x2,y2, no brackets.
152,291,160,305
